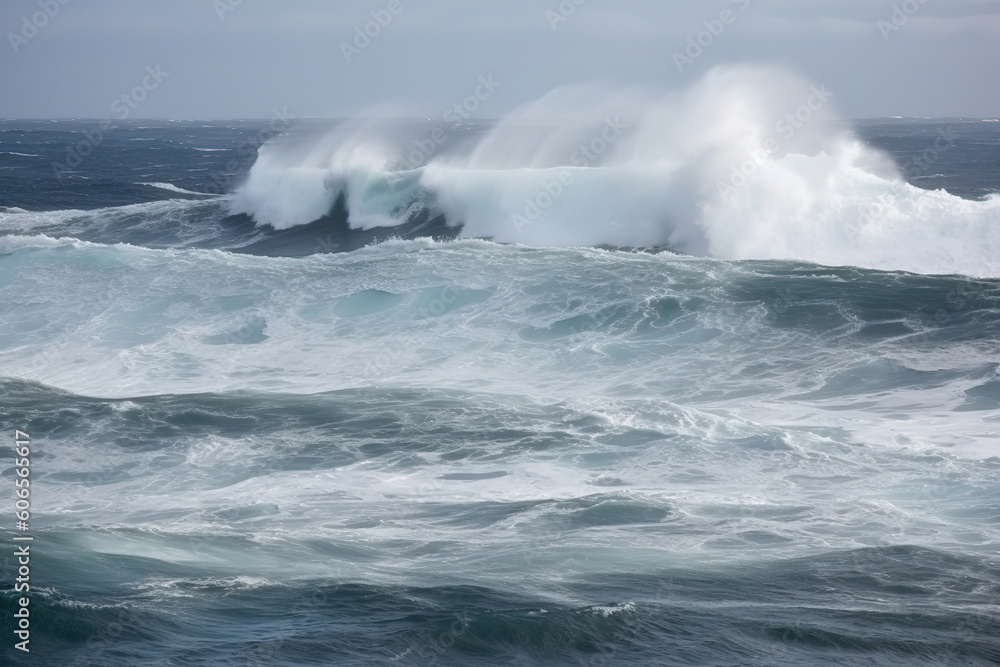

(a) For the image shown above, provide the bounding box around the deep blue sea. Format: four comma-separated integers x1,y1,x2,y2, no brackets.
1,109,1000,666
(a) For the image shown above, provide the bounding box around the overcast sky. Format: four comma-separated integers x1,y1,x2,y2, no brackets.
1,0,998,120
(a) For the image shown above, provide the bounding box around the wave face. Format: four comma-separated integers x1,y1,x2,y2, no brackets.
0,235,998,426
2,236,1000,665
2,95,1000,666
230,66,1000,276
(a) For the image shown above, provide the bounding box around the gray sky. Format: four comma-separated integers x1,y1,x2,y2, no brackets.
1,0,998,120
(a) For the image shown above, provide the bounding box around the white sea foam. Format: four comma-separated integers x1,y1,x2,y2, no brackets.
137,182,219,196
1,236,996,465
0,198,229,247
230,65,1000,277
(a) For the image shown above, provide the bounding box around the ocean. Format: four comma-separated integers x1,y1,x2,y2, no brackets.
2,77,1000,665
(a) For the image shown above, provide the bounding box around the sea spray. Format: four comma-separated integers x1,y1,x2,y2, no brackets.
229,65,1000,276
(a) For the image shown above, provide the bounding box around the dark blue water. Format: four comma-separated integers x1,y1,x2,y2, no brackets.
1,117,999,666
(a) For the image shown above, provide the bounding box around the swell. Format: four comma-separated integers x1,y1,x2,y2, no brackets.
5,545,998,665
1,238,998,420
0,193,458,257
225,66,1000,277
4,378,1000,665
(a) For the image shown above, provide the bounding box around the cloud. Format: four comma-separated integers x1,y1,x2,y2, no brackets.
0,0,997,118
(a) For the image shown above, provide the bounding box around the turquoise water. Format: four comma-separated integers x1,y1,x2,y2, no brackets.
1,119,999,665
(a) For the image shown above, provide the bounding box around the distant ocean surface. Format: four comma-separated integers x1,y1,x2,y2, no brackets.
1,107,1000,665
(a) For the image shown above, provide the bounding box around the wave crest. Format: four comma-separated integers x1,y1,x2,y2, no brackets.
229,65,1000,276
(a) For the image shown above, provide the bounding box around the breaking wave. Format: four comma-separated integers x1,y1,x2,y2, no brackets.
229,65,1000,277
